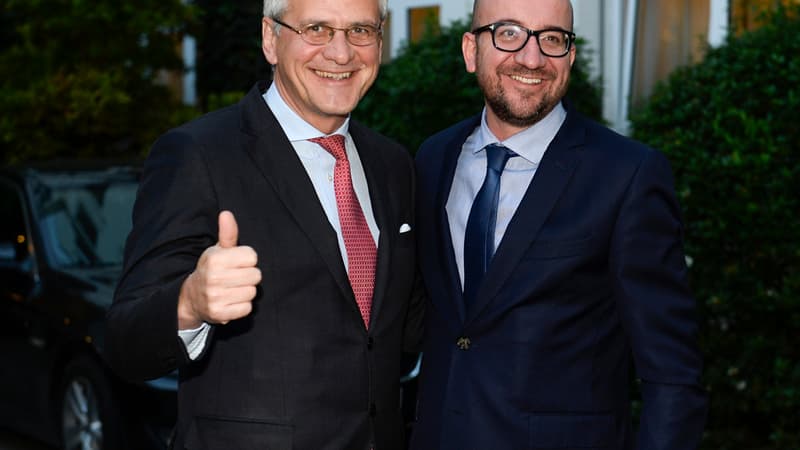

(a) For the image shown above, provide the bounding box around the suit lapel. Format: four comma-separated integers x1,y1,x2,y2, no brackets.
433,116,483,325
239,82,354,306
349,122,393,328
466,111,586,324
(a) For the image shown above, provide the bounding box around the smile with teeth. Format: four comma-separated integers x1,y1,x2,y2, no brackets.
510,75,543,85
315,70,352,80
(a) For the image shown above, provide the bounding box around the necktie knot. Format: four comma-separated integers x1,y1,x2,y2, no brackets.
310,134,347,161
485,143,515,174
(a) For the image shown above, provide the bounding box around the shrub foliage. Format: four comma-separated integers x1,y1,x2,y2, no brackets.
192,0,272,109
356,19,603,152
630,5,800,448
0,0,197,164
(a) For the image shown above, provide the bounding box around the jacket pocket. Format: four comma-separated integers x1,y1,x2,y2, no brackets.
529,412,614,449
184,414,293,450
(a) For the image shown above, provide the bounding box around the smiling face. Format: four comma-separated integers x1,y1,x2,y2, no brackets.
464,0,575,140
262,0,383,133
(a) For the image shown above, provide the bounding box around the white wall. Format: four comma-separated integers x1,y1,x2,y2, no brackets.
708,0,730,47
572,0,604,77
182,35,197,106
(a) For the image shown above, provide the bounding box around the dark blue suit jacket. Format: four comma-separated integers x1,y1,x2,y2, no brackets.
411,107,707,450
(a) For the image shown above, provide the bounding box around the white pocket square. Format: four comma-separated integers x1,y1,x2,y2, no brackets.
399,223,412,233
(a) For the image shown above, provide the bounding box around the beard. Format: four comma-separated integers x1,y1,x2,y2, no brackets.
476,61,569,128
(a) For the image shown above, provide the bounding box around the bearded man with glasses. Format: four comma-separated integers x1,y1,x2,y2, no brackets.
410,0,708,448
105,0,426,448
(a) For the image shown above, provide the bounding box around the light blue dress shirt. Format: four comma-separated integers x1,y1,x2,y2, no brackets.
179,84,379,358
446,102,567,288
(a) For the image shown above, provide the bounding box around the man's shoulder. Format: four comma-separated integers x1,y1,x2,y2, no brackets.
417,114,482,159
146,105,240,164
349,119,410,160
184,105,239,133
162,82,268,144
569,112,658,164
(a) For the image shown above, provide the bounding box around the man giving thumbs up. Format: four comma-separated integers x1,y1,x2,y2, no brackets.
177,211,261,329
104,1,424,449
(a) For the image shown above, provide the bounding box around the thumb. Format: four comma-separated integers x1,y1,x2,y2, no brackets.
217,210,239,248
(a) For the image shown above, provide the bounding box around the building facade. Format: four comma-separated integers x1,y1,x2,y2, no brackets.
385,0,743,134
175,0,786,134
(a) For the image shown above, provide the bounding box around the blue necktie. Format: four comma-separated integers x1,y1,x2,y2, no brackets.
463,143,514,306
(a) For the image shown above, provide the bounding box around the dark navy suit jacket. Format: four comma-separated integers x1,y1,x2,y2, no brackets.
411,106,707,450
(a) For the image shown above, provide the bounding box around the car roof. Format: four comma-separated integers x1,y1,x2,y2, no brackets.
0,159,141,183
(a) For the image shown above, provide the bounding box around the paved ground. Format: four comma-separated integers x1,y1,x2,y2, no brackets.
0,430,52,450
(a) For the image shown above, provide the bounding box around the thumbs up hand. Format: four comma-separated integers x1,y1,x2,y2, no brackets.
178,211,262,329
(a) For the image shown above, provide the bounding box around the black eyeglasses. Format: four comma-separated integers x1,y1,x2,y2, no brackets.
471,22,576,57
271,17,382,47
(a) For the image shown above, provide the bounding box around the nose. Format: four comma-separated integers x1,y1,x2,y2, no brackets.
322,29,355,64
514,36,546,69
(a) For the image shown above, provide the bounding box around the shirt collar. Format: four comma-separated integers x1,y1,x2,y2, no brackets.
473,101,567,165
263,83,350,141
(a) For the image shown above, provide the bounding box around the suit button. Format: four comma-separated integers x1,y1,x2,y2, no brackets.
456,337,471,350
367,337,374,350
369,403,377,417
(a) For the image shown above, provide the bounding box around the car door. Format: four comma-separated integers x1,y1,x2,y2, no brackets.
0,177,48,428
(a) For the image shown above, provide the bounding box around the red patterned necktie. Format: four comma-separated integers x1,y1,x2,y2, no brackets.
310,134,376,329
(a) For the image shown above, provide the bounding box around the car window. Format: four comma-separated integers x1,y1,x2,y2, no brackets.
29,170,138,268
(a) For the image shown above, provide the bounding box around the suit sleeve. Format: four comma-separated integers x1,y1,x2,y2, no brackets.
401,143,426,354
104,130,218,382
402,267,426,354
609,149,708,450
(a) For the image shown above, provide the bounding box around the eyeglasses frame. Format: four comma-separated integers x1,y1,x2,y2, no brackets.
270,17,383,47
471,22,576,57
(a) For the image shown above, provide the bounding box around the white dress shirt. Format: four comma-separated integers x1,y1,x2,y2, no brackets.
446,102,567,288
179,83,379,358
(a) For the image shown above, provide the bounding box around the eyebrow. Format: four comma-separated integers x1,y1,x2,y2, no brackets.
296,18,381,27
489,18,571,30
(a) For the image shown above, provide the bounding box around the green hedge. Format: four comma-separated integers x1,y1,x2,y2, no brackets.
0,0,198,164
630,5,800,449
356,18,603,152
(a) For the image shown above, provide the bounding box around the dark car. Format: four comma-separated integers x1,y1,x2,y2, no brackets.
0,162,177,449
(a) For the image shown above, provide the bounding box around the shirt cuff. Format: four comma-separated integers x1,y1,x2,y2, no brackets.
178,322,211,360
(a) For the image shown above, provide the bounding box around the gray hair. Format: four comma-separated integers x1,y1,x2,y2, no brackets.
263,0,388,21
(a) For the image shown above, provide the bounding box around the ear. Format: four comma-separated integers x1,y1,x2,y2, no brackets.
462,31,477,73
262,17,279,65
377,19,386,65
568,43,576,68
